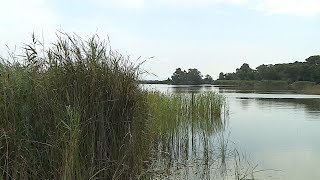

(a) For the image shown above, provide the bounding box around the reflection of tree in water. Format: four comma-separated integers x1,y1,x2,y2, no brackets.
172,85,204,93
237,98,252,110
256,98,320,113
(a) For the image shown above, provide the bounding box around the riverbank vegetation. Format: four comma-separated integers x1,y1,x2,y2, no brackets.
170,68,214,85
216,57,320,93
219,56,320,83
140,68,214,85
214,80,320,94
142,56,320,94
0,33,229,179
141,57,320,94
0,33,148,179
145,92,229,178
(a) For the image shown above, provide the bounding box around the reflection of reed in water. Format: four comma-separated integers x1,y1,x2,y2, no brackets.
146,91,262,179
146,92,239,179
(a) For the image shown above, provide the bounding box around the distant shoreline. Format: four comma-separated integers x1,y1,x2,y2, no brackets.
139,80,320,95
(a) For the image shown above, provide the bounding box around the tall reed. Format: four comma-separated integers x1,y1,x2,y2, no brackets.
0,33,148,179
144,91,228,179
0,33,229,179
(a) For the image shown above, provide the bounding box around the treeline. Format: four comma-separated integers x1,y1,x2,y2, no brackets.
170,68,214,85
219,56,320,84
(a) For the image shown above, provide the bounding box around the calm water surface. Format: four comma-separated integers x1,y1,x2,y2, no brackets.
143,84,320,180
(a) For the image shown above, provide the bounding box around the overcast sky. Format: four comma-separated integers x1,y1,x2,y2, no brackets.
1,0,320,79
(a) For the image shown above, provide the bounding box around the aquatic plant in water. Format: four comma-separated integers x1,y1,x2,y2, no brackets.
144,92,232,179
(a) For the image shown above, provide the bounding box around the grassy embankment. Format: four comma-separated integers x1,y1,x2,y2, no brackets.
214,80,320,94
0,34,227,179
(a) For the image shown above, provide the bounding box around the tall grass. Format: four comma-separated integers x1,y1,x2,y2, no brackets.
0,33,148,179
144,92,229,179
145,92,256,179
0,33,229,179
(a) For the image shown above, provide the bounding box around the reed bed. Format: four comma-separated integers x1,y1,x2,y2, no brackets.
0,33,228,179
144,92,229,179
0,33,149,179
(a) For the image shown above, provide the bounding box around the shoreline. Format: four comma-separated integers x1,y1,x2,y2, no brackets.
140,80,320,95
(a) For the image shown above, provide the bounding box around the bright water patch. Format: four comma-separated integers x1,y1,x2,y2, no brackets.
142,84,320,179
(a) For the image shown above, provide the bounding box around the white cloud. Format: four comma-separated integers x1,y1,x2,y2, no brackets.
254,0,320,16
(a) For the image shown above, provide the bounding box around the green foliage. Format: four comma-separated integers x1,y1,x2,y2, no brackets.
290,81,316,90
219,72,225,80
146,92,225,135
0,33,227,179
202,74,214,84
171,68,213,85
145,92,227,179
0,33,148,179
254,80,289,90
220,56,320,84
306,55,320,65
171,68,186,84
236,63,255,80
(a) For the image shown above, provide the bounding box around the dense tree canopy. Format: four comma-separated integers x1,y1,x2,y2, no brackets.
219,56,320,83
171,68,213,85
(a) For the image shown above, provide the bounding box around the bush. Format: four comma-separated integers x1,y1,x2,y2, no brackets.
290,81,316,90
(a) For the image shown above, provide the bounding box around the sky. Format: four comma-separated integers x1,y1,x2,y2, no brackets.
1,0,320,79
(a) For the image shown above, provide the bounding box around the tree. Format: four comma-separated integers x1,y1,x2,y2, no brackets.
256,64,276,80
224,73,236,80
218,72,225,80
186,68,202,85
236,63,254,80
306,55,320,65
171,68,186,85
171,68,209,85
203,74,214,84
218,55,320,83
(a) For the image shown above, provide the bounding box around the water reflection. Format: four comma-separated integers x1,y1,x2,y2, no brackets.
142,84,320,179
256,98,320,112
238,98,251,111
234,97,320,118
171,85,213,94
227,96,320,179
146,92,251,179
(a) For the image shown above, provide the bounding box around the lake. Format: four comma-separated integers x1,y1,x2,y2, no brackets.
142,84,320,180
